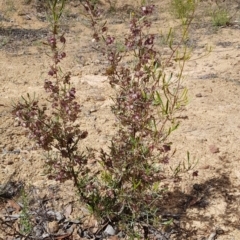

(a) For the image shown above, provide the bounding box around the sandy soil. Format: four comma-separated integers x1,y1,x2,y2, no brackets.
1,0,240,239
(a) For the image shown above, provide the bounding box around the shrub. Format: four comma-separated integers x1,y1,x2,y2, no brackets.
12,0,91,203
12,0,193,237
81,0,192,234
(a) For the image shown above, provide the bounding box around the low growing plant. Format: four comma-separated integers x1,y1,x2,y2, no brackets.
170,0,197,19
19,188,32,235
211,8,230,27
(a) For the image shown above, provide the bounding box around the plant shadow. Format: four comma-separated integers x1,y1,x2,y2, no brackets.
157,174,239,239
0,26,48,51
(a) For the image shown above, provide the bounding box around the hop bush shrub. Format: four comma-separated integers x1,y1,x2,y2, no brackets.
12,0,193,237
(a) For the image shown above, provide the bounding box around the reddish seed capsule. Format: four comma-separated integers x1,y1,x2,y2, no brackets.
192,171,198,177
102,26,107,32
48,70,54,76
60,35,66,44
106,36,115,45
48,36,56,46
61,52,66,58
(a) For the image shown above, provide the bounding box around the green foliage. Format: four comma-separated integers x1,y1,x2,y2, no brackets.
211,8,230,27
171,0,197,19
47,0,66,27
19,188,32,235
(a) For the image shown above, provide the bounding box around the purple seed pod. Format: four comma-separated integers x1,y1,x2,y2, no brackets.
60,35,66,44
106,36,115,45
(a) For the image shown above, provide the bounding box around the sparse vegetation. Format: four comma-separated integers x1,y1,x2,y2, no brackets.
105,0,118,12
3,0,16,16
19,188,32,235
211,8,230,27
170,0,197,19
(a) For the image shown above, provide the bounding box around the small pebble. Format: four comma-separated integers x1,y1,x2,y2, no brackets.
7,146,14,152
18,11,28,16
94,96,106,101
209,145,220,154
196,93,202,98
104,224,116,236
89,108,97,114
48,221,59,233
7,160,14,165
